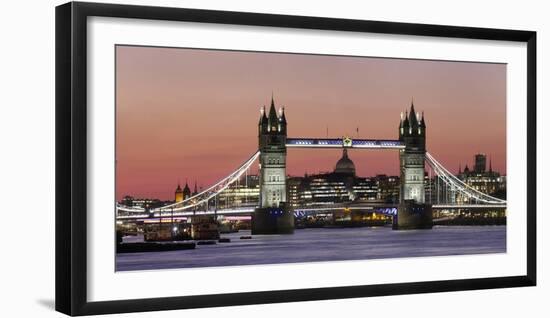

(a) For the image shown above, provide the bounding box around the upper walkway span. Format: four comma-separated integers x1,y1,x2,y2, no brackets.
286,138,404,149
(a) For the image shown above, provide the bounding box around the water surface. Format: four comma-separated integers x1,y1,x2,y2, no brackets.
116,226,506,271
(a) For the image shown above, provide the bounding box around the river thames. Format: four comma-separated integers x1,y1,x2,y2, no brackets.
116,226,506,271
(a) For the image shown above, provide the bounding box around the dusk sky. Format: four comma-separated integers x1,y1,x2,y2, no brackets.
116,45,506,201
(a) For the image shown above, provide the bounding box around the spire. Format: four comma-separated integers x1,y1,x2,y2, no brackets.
458,163,462,174
268,94,278,128
408,100,419,128
183,180,191,196
342,148,348,158
270,91,275,112
403,110,410,128
489,156,493,173
194,180,198,194
280,107,287,124
259,106,267,124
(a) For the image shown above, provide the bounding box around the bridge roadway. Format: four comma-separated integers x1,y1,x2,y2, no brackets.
116,203,506,221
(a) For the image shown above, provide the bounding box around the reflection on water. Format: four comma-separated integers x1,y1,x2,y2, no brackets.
116,225,506,271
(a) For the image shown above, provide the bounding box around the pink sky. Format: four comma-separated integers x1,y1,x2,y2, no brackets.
116,46,506,200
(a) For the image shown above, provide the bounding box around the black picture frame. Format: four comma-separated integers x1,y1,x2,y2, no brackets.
55,1,537,316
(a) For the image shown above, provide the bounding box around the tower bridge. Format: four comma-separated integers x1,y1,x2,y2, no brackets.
116,96,506,234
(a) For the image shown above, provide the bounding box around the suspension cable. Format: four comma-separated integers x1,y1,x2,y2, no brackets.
425,152,505,204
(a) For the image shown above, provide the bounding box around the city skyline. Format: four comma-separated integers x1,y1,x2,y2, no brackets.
116,45,506,201
118,148,500,202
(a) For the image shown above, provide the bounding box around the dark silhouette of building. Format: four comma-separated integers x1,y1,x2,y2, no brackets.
287,149,395,209
474,153,487,173
334,148,356,175
458,154,506,198
183,182,191,198
174,183,184,202
175,181,191,202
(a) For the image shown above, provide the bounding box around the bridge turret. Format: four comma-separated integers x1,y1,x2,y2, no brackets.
395,100,432,230
400,110,410,139
419,111,426,137
279,107,287,133
259,95,287,208
254,95,293,234
258,106,268,136
400,102,426,152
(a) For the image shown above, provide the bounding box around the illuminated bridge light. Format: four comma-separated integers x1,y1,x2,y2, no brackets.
117,148,505,221
286,138,407,148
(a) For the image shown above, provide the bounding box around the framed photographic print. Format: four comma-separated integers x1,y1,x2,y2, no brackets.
55,1,536,316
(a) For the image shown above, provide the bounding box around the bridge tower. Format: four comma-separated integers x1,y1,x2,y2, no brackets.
395,101,433,230
252,96,294,234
